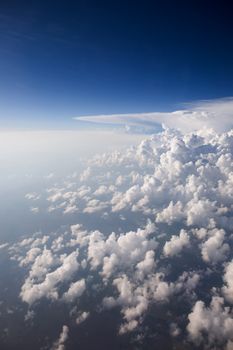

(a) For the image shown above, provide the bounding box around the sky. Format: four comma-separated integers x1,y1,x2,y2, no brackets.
1,0,233,129
2,2,233,349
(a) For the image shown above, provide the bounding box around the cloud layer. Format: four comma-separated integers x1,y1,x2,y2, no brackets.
6,125,233,349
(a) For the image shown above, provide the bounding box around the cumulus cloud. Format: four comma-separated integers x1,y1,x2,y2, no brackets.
62,279,86,303
201,228,229,264
76,311,90,325
19,247,41,267
44,127,233,237
163,229,190,257
52,325,69,350
187,296,233,348
72,220,158,278
156,200,185,225
20,250,79,305
6,124,233,347
11,219,201,337
222,261,233,304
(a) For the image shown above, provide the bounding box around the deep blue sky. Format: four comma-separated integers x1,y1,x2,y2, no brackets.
1,0,233,129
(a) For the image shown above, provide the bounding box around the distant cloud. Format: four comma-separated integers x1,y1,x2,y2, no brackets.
25,192,41,201
74,97,233,133
30,207,39,213
0,243,9,249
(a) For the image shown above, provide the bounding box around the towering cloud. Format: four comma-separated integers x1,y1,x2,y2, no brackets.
75,97,233,133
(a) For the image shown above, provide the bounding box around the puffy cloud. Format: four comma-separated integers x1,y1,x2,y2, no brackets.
163,230,190,257
19,247,41,267
18,235,49,248
52,325,69,350
156,201,185,225
119,320,138,334
83,199,108,214
187,296,233,348
103,274,150,332
86,220,157,277
176,271,200,297
62,279,86,303
10,220,160,339
201,229,229,264
76,311,90,325
20,250,79,305
136,250,155,279
186,198,217,227
42,127,233,239
63,205,78,214
7,125,233,346
102,270,192,333
70,224,90,247
51,237,65,252
22,247,56,280
94,185,112,196
222,261,233,304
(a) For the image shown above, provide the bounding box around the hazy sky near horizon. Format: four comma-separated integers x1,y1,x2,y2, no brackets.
1,0,233,129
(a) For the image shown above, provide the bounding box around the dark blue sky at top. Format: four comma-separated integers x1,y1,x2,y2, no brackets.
0,0,233,129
